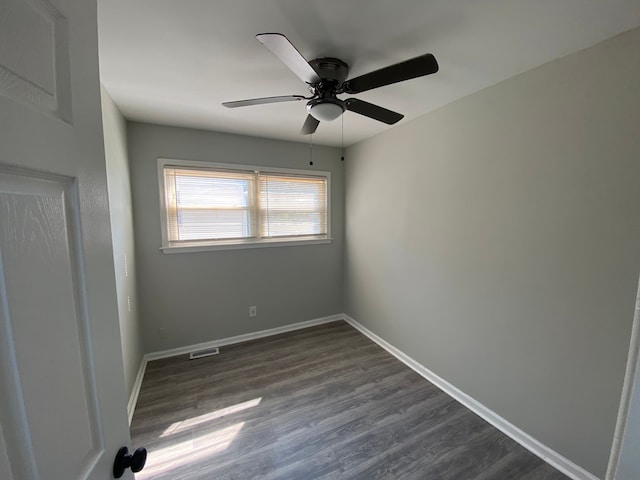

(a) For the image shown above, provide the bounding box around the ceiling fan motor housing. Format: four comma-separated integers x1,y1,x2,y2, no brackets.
305,58,349,122
309,57,349,84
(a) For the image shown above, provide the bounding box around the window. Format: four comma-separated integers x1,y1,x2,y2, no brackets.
158,159,330,252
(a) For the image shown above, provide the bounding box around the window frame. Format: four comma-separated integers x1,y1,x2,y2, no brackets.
157,158,332,253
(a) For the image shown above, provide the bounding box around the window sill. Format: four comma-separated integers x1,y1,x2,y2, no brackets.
160,237,333,254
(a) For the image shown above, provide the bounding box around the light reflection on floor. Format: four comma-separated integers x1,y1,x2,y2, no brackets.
136,397,262,479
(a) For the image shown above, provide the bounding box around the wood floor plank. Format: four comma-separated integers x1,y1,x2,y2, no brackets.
131,321,570,479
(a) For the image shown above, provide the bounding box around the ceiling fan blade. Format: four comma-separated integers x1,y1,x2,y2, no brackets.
345,98,404,125
300,115,320,135
342,54,438,94
256,33,321,84
222,95,306,108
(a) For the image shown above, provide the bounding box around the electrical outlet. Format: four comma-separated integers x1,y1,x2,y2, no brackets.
249,306,257,317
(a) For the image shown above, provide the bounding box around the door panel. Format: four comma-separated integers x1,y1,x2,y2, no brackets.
0,0,72,122
0,169,103,479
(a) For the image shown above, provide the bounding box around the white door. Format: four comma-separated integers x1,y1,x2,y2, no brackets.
0,0,135,479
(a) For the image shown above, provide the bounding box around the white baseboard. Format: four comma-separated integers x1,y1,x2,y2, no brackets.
126,314,343,422
145,314,343,361
341,314,599,480
127,356,147,425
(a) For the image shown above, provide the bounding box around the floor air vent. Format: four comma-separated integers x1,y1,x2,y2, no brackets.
189,347,220,360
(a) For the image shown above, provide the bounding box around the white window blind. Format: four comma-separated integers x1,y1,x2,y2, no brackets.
259,174,327,238
164,167,256,242
161,163,329,249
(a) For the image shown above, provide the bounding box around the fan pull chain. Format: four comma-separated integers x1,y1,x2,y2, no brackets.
341,114,345,161
309,133,314,166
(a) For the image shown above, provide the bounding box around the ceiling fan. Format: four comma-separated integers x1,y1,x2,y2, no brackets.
222,33,439,135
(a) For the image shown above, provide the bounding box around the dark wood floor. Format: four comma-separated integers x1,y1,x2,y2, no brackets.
130,321,569,479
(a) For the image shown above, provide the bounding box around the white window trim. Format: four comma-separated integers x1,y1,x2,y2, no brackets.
157,158,332,253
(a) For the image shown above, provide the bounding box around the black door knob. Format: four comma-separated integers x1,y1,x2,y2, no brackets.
113,446,147,478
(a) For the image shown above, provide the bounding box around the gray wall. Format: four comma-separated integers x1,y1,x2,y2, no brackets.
128,123,344,353
344,27,640,478
101,87,144,399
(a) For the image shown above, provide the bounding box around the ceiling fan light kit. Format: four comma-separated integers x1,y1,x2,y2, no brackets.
307,98,345,122
223,33,439,135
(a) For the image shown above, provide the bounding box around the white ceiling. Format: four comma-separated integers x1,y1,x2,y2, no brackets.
97,0,640,147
